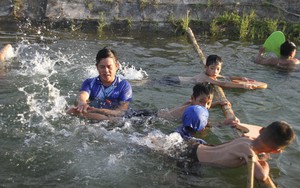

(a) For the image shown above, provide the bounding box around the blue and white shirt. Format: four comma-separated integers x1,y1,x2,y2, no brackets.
80,76,132,109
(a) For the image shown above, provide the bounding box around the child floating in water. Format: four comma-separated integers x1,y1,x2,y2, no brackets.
178,54,258,89
255,40,300,68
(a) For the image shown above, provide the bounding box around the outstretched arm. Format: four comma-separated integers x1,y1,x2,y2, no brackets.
254,47,278,65
207,77,257,90
87,101,129,117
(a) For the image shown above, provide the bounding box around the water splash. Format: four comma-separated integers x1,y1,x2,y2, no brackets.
13,42,70,128
83,61,148,81
130,130,185,155
119,62,148,80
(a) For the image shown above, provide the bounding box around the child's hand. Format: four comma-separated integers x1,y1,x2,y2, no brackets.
87,106,98,113
215,99,231,107
241,77,256,82
243,83,257,90
258,153,271,161
258,47,265,55
223,117,240,126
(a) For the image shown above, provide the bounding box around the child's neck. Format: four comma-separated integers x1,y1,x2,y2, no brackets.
205,72,217,80
251,139,267,154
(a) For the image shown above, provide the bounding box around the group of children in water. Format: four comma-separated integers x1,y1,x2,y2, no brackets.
0,38,298,184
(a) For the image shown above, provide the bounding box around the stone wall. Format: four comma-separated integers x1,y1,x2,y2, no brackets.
0,0,299,32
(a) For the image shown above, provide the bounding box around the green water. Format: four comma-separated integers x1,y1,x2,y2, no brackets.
0,29,299,188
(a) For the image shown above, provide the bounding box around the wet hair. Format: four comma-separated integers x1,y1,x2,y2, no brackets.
95,47,118,66
206,54,223,67
280,40,297,57
262,121,295,148
192,82,214,99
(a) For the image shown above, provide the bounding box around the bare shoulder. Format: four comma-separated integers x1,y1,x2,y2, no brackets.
278,58,300,67
192,73,207,83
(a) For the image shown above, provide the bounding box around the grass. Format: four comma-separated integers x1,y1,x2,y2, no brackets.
209,10,283,42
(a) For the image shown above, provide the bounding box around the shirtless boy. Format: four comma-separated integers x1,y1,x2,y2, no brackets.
195,121,295,181
255,40,300,68
179,55,257,89
158,82,213,121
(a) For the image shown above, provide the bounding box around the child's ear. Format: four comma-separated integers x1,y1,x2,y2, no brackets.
259,127,265,134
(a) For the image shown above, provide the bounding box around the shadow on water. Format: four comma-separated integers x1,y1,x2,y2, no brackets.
0,25,300,187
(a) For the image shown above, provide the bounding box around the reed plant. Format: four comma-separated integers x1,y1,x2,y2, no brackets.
97,12,107,38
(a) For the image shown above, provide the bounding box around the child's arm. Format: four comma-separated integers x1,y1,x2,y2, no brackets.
204,73,257,89
228,76,255,82
253,154,270,181
254,47,278,65
211,99,231,108
212,79,256,89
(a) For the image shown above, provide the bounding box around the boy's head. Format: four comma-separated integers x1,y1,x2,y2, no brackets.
205,55,223,78
280,40,297,58
259,121,295,152
191,82,214,109
96,47,119,66
182,105,209,136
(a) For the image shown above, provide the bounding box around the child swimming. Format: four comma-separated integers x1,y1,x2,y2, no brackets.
179,54,258,89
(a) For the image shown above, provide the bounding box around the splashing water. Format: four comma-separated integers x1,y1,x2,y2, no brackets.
130,129,185,156
119,62,148,80
12,42,71,127
83,61,148,80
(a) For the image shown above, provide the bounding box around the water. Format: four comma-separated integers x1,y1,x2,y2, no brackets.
0,28,300,188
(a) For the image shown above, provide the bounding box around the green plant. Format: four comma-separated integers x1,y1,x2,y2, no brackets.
97,12,107,37
70,20,82,32
139,0,148,10
13,0,23,18
180,10,190,32
124,17,133,28
210,19,219,38
239,10,256,41
210,11,241,39
168,10,190,34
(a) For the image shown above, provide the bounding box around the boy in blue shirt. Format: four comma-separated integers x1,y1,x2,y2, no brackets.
67,47,132,121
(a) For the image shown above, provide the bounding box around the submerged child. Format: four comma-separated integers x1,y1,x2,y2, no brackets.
193,121,295,181
157,82,213,121
178,55,258,89
158,82,239,125
255,40,300,68
174,105,209,144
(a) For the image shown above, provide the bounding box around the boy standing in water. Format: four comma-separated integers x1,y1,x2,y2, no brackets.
255,40,300,67
67,47,133,121
194,121,295,181
179,55,257,89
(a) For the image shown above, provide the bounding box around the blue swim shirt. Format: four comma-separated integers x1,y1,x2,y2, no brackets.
80,76,132,109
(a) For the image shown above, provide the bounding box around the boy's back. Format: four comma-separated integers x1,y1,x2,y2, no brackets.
196,137,253,168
